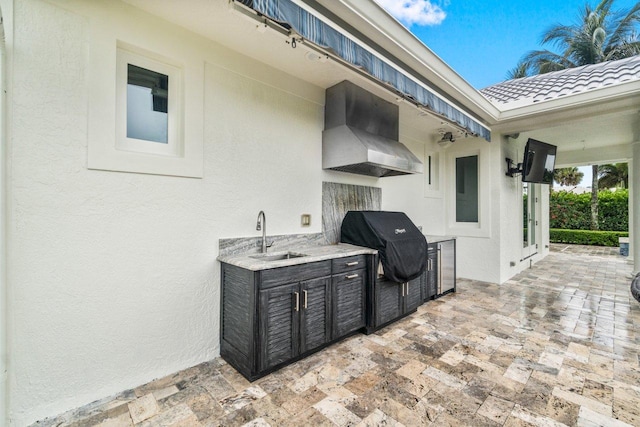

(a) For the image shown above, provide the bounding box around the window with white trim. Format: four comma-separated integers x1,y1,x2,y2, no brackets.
116,47,182,157
87,40,203,178
455,155,478,223
445,145,490,238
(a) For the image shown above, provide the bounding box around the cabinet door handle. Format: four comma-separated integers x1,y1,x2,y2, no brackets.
401,282,405,297
293,292,299,312
303,290,308,309
438,249,442,294
346,261,359,266
345,274,359,279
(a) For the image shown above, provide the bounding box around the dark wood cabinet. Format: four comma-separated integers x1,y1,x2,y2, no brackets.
366,271,423,334
258,277,331,372
220,240,455,380
423,239,456,300
221,255,369,381
423,244,438,300
258,282,299,372
332,262,366,338
404,276,422,312
300,277,332,353
373,277,402,328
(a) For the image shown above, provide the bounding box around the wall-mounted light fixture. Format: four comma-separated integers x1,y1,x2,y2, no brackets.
438,131,455,148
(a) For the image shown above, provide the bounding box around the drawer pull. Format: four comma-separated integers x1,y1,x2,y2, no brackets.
293,292,299,312
345,274,359,279
346,261,359,266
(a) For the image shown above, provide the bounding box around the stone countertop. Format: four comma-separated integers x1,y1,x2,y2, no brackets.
217,243,377,271
424,235,456,243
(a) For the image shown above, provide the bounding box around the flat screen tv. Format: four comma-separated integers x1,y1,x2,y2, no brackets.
522,138,557,184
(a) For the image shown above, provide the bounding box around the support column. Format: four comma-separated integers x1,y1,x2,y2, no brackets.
633,142,640,275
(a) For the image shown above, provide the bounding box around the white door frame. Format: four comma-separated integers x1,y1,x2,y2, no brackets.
522,182,539,260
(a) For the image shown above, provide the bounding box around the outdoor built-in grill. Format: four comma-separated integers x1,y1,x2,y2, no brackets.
340,211,428,333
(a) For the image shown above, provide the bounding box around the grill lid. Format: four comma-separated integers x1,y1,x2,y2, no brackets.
340,211,427,283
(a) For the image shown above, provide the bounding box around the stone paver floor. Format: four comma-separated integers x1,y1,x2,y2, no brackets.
36,244,640,426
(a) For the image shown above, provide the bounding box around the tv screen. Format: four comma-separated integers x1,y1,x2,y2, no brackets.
522,138,557,184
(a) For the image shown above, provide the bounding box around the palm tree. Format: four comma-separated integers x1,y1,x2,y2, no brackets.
553,167,584,187
512,0,640,230
513,0,640,77
507,63,529,79
598,163,629,188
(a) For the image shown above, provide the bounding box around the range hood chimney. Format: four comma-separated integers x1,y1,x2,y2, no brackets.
322,81,423,177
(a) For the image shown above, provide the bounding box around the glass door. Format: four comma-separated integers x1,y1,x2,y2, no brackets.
522,182,538,259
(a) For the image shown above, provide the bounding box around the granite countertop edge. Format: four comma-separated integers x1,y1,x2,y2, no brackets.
217,243,377,271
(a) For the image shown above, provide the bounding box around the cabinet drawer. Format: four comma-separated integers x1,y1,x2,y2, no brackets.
332,255,366,274
260,261,331,289
332,268,366,286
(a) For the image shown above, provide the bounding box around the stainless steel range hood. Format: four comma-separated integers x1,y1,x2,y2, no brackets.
322,81,423,177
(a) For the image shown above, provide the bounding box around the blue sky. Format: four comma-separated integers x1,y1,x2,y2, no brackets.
375,0,639,89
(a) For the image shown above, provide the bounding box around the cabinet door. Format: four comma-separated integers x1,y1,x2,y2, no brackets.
439,240,455,294
258,283,299,372
300,277,331,354
332,269,366,339
404,277,422,313
375,277,402,326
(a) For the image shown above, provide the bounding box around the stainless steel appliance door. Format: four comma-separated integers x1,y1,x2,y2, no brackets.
439,240,455,294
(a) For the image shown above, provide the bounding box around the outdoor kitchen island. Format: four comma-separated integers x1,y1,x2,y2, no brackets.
218,244,377,381
218,233,456,381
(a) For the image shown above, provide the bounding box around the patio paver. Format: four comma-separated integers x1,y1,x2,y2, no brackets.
34,244,640,426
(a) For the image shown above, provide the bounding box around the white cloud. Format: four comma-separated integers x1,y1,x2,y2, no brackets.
375,0,447,26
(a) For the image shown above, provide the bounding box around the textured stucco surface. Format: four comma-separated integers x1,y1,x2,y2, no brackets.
5,1,522,425
6,1,329,425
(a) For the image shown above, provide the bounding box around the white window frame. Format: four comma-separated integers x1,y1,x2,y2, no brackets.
446,146,491,238
424,145,443,199
116,48,182,157
88,40,203,178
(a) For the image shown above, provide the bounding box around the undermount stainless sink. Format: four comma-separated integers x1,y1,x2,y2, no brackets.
250,252,308,261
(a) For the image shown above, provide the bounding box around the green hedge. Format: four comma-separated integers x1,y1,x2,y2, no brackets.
550,229,629,246
598,190,629,231
550,189,628,231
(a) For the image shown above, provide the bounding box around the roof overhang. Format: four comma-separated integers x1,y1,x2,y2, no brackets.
300,0,500,122
233,0,492,140
120,0,640,158
491,79,640,132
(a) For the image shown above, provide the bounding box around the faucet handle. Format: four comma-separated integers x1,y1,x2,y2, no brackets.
266,241,274,248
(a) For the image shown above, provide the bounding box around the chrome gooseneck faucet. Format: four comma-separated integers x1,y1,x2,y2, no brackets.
256,210,272,253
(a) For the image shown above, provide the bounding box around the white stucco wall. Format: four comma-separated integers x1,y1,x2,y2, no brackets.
0,1,8,424
381,133,446,234
381,130,503,284
499,136,550,282
3,0,528,424
3,0,360,424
